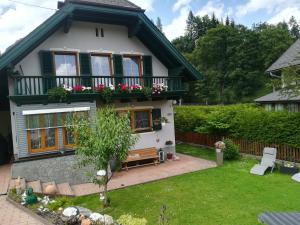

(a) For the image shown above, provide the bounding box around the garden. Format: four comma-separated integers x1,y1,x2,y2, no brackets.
8,105,300,225
9,144,300,225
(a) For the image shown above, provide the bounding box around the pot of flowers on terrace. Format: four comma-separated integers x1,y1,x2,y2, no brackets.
215,141,225,166
165,140,174,160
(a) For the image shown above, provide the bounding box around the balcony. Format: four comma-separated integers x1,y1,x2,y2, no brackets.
9,75,187,105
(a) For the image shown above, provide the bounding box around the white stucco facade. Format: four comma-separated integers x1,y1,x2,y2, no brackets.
15,21,168,77
101,100,176,151
9,21,177,159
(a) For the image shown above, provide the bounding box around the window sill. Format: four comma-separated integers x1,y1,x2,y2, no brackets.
13,149,75,163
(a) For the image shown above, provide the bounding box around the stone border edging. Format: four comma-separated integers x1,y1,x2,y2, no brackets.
6,196,54,225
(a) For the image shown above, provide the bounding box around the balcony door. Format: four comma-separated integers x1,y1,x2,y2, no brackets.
91,54,113,87
122,55,142,86
54,52,79,87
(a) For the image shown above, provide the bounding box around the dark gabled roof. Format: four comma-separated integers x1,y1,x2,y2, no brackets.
0,1,201,80
255,90,300,103
62,0,143,11
266,39,300,72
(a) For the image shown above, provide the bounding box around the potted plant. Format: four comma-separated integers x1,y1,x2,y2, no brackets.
161,117,169,126
165,141,173,160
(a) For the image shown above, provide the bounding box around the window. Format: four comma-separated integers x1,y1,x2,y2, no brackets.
287,103,299,112
275,103,284,112
118,109,152,133
123,55,141,85
54,53,78,86
91,54,113,86
62,111,88,148
26,114,59,153
133,110,151,131
264,104,273,111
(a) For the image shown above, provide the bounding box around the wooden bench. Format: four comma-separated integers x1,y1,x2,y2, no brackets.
122,147,159,171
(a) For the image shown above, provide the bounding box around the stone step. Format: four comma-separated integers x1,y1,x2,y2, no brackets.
26,180,42,194
56,183,75,196
42,181,57,195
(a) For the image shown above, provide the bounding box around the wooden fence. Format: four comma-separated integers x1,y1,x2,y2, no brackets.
175,131,300,163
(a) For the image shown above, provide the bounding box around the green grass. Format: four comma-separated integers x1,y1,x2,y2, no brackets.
57,144,300,225
176,143,215,160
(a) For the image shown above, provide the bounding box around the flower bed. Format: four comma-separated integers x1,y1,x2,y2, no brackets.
8,186,147,225
48,82,169,102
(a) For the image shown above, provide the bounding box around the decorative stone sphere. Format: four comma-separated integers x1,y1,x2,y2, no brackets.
44,184,57,195
215,141,225,150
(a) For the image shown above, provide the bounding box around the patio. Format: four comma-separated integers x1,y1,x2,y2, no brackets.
72,153,217,196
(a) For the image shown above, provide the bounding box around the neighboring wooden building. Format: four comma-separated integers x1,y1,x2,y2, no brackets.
255,39,300,112
0,0,201,184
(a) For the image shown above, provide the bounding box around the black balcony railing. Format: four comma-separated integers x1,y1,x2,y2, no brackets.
10,75,185,96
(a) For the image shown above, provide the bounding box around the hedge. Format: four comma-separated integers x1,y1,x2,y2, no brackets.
175,104,300,147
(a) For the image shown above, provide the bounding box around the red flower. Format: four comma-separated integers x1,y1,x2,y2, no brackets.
73,85,83,92
118,83,128,92
95,84,105,92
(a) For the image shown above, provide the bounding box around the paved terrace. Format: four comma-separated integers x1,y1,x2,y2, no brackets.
72,153,217,196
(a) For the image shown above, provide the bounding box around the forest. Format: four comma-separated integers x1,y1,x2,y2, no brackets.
166,12,300,104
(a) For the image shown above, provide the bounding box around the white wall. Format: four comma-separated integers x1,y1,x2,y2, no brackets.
98,100,176,151
15,21,168,77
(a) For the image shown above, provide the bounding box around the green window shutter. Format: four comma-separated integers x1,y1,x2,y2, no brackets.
152,108,162,131
143,55,153,87
79,53,92,86
39,50,54,93
39,50,54,76
79,53,91,75
113,54,123,84
143,55,153,76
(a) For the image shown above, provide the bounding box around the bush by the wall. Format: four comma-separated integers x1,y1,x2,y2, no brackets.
223,139,240,160
175,104,300,147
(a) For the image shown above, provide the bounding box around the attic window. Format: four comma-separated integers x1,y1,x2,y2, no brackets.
95,28,104,38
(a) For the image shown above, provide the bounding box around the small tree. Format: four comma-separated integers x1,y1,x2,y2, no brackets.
68,107,138,207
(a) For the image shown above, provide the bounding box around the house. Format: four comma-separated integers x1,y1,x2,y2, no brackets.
255,39,300,112
0,0,201,185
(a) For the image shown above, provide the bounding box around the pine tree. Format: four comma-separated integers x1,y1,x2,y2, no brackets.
230,19,235,28
211,12,219,28
289,16,300,39
225,16,230,26
156,17,163,33
186,10,195,38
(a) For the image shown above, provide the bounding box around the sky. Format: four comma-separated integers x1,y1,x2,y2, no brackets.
0,0,300,53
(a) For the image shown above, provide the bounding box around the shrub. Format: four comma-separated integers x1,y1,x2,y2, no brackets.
223,139,240,160
117,214,147,225
48,87,69,102
47,196,71,211
175,104,300,147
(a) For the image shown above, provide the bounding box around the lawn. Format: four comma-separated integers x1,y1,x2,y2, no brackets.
62,144,300,225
